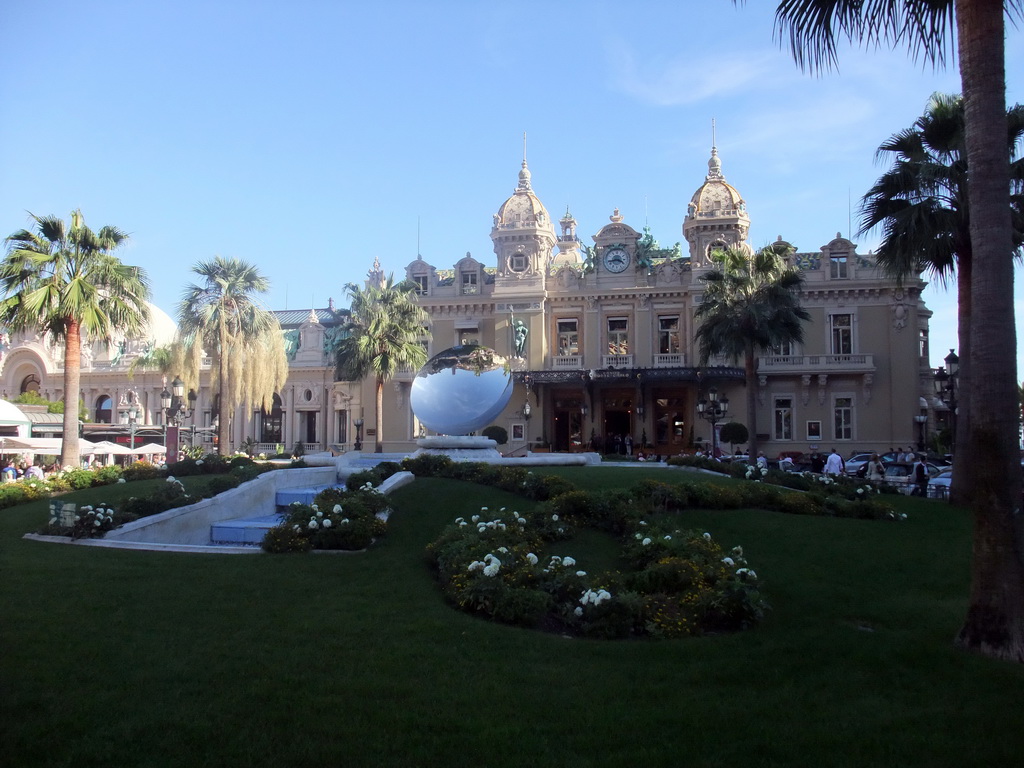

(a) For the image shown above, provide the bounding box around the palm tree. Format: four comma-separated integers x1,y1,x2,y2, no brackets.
0,210,150,469
177,257,287,454
694,242,811,459
860,92,1024,505
332,275,429,453
746,0,1024,661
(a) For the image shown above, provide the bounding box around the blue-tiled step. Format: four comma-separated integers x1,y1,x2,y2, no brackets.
275,484,334,508
210,513,285,545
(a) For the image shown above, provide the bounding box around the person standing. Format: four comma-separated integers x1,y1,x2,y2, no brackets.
868,454,885,483
810,450,825,473
824,448,844,476
910,454,930,497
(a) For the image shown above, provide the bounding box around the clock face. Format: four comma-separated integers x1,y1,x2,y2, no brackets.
604,248,630,273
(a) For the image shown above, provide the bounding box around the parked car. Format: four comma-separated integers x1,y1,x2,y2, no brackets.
929,469,953,498
843,453,876,477
883,462,943,494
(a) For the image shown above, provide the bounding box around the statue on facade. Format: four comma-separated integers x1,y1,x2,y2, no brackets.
513,319,529,358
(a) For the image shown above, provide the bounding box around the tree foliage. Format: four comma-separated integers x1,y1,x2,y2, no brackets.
1,210,150,468
177,257,287,453
694,242,810,459
329,275,429,452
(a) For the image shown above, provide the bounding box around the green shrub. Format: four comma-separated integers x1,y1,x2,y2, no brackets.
93,465,123,485
261,525,313,553
0,483,30,509
63,468,96,490
123,461,162,482
346,469,382,491
401,453,454,476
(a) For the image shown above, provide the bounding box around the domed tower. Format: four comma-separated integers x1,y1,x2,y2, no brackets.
491,157,557,283
682,143,751,269
551,206,584,269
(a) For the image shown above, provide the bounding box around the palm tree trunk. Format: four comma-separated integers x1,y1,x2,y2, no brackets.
745,343,758,459
217,318,230,455
375,377,384,453
949,258,972,506
953,0,1024,663
60,320,81,470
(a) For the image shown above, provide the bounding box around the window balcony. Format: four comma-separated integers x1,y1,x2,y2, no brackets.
602,354,634,368
758,353,875,373
653,353,686,368
551,355,582,369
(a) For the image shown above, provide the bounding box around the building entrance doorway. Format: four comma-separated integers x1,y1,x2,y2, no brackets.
601,389,634,454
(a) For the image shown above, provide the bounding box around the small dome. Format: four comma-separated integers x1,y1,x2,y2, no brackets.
493,160,555,234
687,147,747,218
145,302,178,347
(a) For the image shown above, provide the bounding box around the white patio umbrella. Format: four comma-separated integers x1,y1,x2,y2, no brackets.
130,442,167,455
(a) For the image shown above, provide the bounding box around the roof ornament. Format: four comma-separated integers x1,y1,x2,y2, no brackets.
707,118,723,180
516,131,532,192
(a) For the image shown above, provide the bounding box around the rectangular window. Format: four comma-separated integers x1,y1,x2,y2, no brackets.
830,254,848,279
607,317,629,355
806,420,822,441
413,275,428,295
772,340,794,356
834,397,853,440
461,272,478,295
919,329,928,360
830,314,852,355
658,316,680,354
457,329,479,346
773,397,793,441
557,319,579,356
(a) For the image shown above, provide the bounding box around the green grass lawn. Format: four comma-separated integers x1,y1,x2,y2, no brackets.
2,468,1022,767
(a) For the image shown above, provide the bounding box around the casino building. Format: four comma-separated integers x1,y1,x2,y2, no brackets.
0,145,940,459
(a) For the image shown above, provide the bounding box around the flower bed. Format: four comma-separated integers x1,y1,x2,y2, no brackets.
262,485,390,553
428,500,767,639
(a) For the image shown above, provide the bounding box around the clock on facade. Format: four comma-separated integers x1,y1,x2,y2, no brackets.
603,247,630,273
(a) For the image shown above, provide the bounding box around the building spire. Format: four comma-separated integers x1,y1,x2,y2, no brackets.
707,118,723,181
517,132,532,192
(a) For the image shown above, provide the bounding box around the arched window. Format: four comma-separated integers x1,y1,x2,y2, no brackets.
260,393,283,443
20,374,40,394
95,395,113,424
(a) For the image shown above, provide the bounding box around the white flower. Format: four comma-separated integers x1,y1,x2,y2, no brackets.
634,533,642,540
166,476,176,483
311,504,319,512
563,556,576,566
468,560,484,572
703,532,712,540
642,537,652,546
732,546,744,557
73,515,81,522
334,505,343,513
736,568,757,580
574,607,584,617
576,571,587,577
499,507,506,512
517,518,526,525
322,519,332,528
308,520,319,529
722,557,735,566
664,535,672,541
549,556,562,566
526,553,539,565
117,478,126,484
638,520,647,526
196,459,204,466
497,546,509,554
551,514,559,521
482,563,500,577
93,519,101,527
458,521,467,527
341,518,349,524
316,510,323,517
480,507,488,512
471,515,480,523
455,517,464,524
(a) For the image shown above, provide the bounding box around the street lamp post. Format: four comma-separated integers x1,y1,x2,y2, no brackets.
160,376,197,461
933,349,959,452
353,418,364,451
118,390,142,451
696,386,729,459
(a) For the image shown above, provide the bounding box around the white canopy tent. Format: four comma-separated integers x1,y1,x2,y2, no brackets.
0,437,97,457
130,442,166,456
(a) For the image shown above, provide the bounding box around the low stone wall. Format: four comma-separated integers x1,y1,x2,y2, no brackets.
105,466,339,546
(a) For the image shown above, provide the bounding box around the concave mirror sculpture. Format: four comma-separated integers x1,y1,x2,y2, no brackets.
410,345,513,436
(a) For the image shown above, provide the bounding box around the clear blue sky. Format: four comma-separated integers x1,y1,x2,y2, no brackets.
2,1,1022,376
